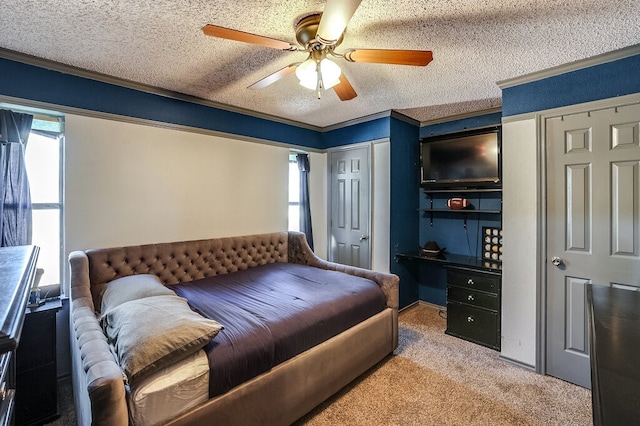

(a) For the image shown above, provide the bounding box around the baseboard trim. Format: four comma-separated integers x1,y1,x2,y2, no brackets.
399,302,419,312
417,300,446,310
399,300,446,313
498,354,536,372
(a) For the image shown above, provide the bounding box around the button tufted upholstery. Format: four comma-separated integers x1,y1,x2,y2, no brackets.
85,232,289,312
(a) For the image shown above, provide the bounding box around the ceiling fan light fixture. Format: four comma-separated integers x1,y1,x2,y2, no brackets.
316,0,362,45
296,57,341,91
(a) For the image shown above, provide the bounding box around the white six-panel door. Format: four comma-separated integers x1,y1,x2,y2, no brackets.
546,102,640,388
328,146,371,268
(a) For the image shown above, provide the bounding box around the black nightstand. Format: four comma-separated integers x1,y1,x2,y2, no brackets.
15,298,62,425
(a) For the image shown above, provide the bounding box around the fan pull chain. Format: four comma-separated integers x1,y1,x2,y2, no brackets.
316,60,323,99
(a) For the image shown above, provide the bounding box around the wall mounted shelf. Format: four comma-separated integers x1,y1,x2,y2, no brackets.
421,188,502,194
421,188,502,226
420,208,502,214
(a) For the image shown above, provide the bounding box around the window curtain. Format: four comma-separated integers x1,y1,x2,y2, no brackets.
296,153,314,251
0,109,34,246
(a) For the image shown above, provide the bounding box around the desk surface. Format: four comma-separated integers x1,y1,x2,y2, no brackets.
0,246,39,353
588,284,640,426
396,250,502,273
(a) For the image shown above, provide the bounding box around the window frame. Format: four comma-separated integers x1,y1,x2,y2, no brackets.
25,113,65,297
288,152,301,232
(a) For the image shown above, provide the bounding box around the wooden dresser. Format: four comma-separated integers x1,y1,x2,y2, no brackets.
0,246,39,426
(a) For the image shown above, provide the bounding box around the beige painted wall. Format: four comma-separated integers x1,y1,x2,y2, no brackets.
65,114,327,260
501,117,538,368
372,140,390,273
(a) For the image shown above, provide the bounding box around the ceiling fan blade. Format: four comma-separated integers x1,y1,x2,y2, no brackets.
316,0,362,45
344,49,433,66
333,73,357,101
202,24,297,50
248,63,300,90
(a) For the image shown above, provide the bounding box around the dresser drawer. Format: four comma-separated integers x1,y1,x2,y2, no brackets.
447,268,500,293
447,285,499,311
446,302,500,349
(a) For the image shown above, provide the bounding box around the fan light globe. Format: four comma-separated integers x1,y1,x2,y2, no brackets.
296,58,341,90
316,0,362,45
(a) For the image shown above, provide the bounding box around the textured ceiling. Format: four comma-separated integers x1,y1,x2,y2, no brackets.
1,0,639,128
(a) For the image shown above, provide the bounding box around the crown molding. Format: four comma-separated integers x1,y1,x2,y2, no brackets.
320,110,392,132
0,94,325,153
1,47,508,138
318,109,421,133
0,47,323,132
390,110,421,126
0,47,424,134
419,107,502,127
497,44,640,89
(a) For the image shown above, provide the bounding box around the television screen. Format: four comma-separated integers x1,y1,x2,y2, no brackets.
420,128,501,189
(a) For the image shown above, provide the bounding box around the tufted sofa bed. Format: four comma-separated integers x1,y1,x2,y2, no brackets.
69,231,399,425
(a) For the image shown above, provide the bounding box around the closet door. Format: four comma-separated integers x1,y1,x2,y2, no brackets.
328,146,371,268
546,102,640,388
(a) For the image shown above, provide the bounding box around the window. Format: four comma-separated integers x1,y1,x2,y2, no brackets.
288,153,300,232
24,114,64,298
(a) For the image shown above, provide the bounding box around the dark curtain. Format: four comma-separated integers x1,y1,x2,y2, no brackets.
0,109,34,246
296,153,314,251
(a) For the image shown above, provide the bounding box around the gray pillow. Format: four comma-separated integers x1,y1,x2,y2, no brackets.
101,274,175,314
102,294,223,384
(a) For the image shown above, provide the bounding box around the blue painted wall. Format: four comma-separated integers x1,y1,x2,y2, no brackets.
389,117,421,308
322,116,390,147
502,53,640,117
416,112,502,306
0,58,322,148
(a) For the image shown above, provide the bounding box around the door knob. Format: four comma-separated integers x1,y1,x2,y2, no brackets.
551,256,563,266
359,235,369,242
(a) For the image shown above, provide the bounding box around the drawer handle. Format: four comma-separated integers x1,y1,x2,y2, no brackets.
467,316,475,323
467,294,475,301
467,279,475,286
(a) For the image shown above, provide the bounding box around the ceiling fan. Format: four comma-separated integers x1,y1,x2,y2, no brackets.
202,0,433,101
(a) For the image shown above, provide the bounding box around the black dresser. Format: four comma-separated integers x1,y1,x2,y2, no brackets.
445,266,501,350
0,246,39,426
587,284,640,426
15,299,61,425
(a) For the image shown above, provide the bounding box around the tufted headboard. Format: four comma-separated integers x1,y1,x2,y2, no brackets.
83,231,290,312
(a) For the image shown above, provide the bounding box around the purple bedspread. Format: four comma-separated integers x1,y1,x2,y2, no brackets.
171,262,386,397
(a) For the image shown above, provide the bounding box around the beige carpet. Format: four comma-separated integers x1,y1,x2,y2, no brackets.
51,303,592,425
296,304,592,426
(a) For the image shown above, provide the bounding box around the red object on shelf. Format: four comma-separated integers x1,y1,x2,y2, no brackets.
447,198,469,209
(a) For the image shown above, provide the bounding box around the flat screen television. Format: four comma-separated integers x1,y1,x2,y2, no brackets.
420,127,501,189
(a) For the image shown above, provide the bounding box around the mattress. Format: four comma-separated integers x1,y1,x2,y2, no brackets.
127,350,210,426
172,262,386,397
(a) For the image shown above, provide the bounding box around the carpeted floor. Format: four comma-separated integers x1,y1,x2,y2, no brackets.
46,378,76,426
296,303,592,425
50,303,593,425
